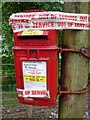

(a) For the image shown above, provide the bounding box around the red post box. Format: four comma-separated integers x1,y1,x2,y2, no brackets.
12,10,58,106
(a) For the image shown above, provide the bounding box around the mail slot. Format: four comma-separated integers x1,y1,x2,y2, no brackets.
12,10,59,106
14,30,57,46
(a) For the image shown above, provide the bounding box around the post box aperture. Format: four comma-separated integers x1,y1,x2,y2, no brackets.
14,30,57,46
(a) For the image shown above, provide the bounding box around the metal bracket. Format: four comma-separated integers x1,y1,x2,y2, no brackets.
57,85,90,95
59,47,90,59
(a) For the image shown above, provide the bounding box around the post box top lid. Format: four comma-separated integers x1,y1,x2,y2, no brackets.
17,30,49,36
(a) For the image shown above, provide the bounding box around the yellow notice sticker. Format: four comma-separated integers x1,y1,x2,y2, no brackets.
36,76,46,82
21,30,43,36
24,75,35,82
24,75,46,82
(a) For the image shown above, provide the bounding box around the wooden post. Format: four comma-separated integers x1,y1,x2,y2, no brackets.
27,105,32,118
58,2,89,118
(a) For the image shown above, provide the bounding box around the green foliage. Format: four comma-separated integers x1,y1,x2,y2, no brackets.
2,92,18,105
2,2,64,91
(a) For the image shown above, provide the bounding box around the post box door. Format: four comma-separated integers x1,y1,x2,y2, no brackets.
13,47,58,106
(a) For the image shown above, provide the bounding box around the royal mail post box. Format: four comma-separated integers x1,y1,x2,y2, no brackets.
12,10,58,106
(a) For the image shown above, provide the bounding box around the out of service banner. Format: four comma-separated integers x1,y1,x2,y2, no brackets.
9,11,90,32
17,88,50,98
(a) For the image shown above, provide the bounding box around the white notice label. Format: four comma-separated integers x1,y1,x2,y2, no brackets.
22,61,49,98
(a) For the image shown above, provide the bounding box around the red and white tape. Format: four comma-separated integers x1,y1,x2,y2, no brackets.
9,11,90,32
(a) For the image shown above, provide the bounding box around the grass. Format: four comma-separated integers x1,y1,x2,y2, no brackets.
2,99,18,105
2,92,18,105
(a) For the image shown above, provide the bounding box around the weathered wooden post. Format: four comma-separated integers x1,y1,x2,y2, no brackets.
27,105,32,118
58,2,89,118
